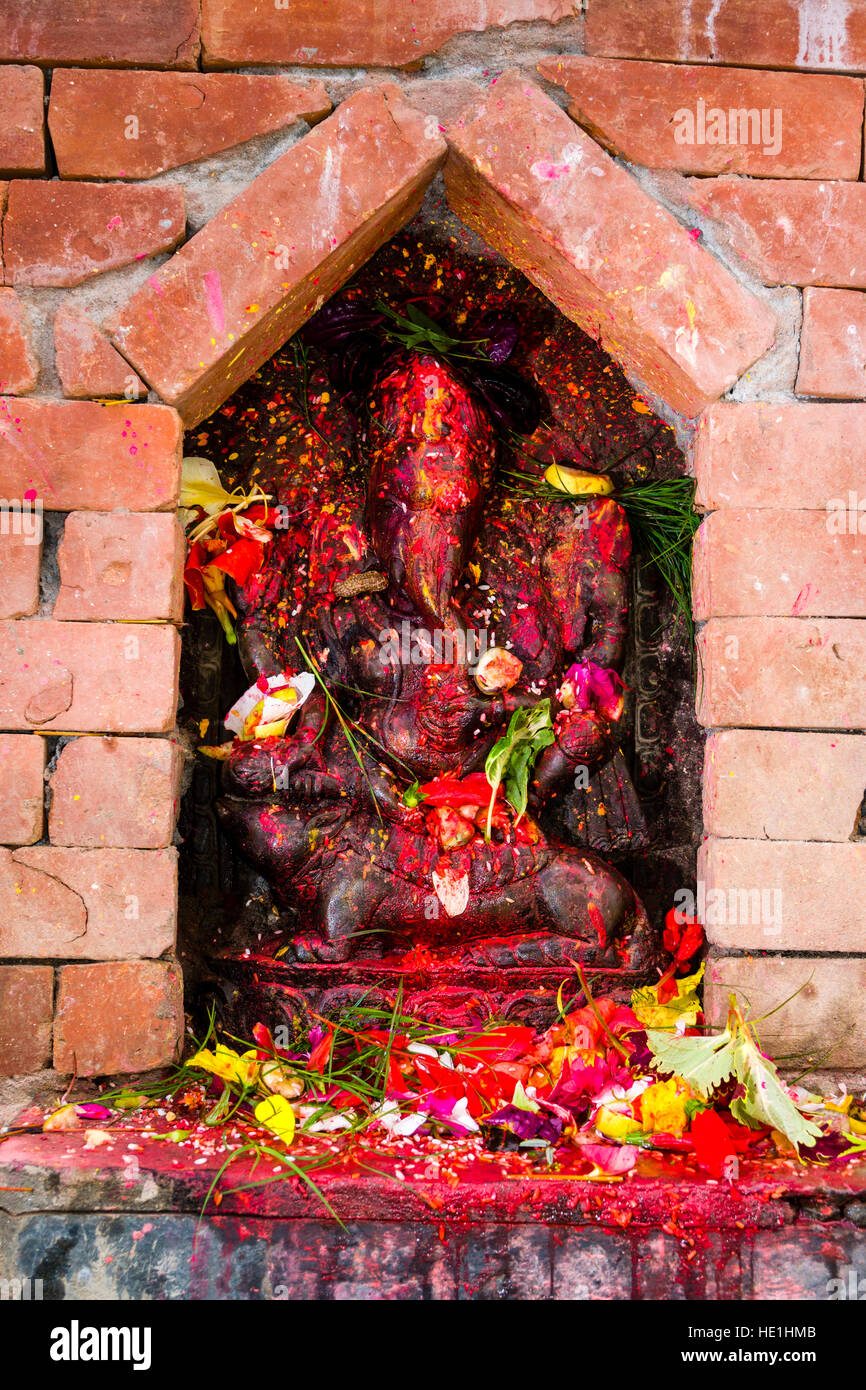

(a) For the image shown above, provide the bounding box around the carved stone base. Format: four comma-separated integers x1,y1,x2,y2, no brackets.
211,947,648,1038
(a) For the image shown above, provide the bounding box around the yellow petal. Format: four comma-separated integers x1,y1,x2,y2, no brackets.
544,464,614,496
594,1105,641,1142
254,1095,296,1143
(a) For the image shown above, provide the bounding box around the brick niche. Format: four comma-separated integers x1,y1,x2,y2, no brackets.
0,1,863,1088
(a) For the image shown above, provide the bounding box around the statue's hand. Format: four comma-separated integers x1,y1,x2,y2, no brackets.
553,708,614,769
222,733,336,801
531,709,614,804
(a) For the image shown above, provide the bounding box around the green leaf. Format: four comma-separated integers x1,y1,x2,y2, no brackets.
646,1027,737,1098
483,699,554,837
728,1034,821,1149
402,780,426,809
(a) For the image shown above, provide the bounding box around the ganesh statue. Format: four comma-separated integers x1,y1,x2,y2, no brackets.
209,283,658,1016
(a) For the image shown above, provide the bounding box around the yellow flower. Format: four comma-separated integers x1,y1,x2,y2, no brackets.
254,1095,296,1143
594,1104,641,1142
639,1078,691,1136
544,464,614,496
188,1045,259,1088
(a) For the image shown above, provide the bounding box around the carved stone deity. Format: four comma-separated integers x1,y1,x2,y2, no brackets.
214,283,656,992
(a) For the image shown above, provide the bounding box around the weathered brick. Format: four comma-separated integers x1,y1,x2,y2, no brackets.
552,1229,632,1298
399,79,485,128
0,846,176,960
538,56,864,180
693,510,866,618
585,0,866,74
697,618,866,729
0,66,45,177
698,838,866,952
0,400,181,510
797,287,866,398
685,177,866,288
0,620,180,732
49,737,182,849
0,290,38,395
54,513,185,622
0,0,200,69
54,959,183,1076
705,953,866,1070
49,70,332,181
0,734,45,844
0,964,52,1075
694,402,866,510
202,0,573,67
54,304,144,401
704,729,866,841
0,533,41,620
3,180,185,288
445,72,776,419
109,85,446,426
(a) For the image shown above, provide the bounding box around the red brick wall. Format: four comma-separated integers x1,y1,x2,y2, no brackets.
0,0,864,1080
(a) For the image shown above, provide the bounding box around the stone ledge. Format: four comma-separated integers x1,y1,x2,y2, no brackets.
0,1131,864,1297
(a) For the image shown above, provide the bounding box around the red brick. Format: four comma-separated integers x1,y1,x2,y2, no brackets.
0,400,181,510
0,533,41,620
704,729,866,841
0,0,200,69
444,71,776,419
699,838,866,952
538,56,863,180
202,0,573,67
0,964,52,1075
55,513,185,622
797,287,866,398
0,66,45,177
0,845,176,959
585,0,866,74
49,70,332,181
705,954,866,1070
109,85,446,426
3,180,186,289
54,960,183,1076
694,402,866,510
685,176,866,288
54,304,144,401
0,734,45,844
697,618,866,729
0,290,38,395
0,620,180,733
693,510,866,618
49,737,182,849
399,79,485,128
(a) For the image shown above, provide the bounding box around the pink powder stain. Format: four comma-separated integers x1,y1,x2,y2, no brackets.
202,269,226,334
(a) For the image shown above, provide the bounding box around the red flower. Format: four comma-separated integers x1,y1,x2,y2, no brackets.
663,907,705,970
690,1107,752,1178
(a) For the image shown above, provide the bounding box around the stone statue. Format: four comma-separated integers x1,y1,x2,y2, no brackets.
215,293,655,986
